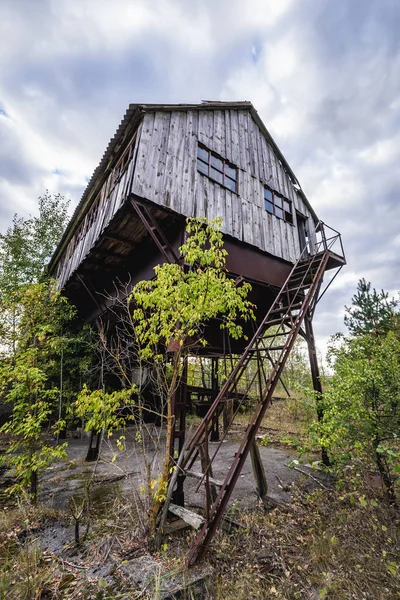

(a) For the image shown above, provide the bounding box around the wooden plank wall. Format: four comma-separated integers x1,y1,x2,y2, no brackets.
54,123,142,288
55,108,318,288
131,109,317,264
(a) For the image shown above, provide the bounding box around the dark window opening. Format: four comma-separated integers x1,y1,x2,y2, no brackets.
197,144,238,193
264,186,293,224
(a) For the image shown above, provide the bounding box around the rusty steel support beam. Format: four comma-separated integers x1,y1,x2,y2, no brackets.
130,197,180,264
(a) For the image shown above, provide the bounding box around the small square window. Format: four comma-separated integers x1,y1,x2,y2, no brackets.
198,146,209,162
264,188,273,203
265,199,274,214
225,164,237,180
197,159,208,176
225,176,237,192
285,211,293,224
197,143,238,193
211,155,223,171
264,187,293,224
210,167,223,184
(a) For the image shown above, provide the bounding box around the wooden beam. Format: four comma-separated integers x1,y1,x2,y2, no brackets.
250,440,268,504
90,248,124,259
168,504,205,529
103,234,135,247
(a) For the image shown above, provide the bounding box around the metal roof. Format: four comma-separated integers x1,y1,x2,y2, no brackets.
49,101,317,273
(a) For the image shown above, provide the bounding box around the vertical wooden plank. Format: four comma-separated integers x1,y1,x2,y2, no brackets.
261,139,274,189
143,111,164,204
253,176,263,210
280,167,292,204
224,189,233,237
220,110,227,161
163,112,181,210
247,113,260,181
259,211,267,254
190,111,200,218
269,145,280,192
288,222,297,262
280,219,290,261
240,172,249,242
250,441,268,503
276,159,285,197
195,174,209,221
210,181,221,223
255,123,265,183
267,213,275,256
224,110,232,163
154,112,172,206
181,110,195,218
128,121,143,196
241,201,252,246
252,203,265,251
198,110,213,148
229,110,240,168
170,111,187,214
237,110,250,172
307,214,318,254
230,193,242,241
131,112,155,198
212,109,223,156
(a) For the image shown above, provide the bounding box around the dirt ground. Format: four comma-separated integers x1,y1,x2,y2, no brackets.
38,425,326,517
1,424,398,599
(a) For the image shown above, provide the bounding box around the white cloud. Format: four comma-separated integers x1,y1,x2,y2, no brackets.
0,0,399,362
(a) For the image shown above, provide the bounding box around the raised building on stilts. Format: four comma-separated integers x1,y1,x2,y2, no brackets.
49,101,345,562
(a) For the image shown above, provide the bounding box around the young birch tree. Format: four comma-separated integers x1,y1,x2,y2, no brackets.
131,217,254,529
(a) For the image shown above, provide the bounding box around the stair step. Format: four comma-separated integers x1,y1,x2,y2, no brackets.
269,302,303,316
168,504,205,529
265,317,292,327
286,286,308,294
289,274,313,284
261,331,288,339
252,344,286,353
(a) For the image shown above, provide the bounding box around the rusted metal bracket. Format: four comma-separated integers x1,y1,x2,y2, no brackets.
129,197,180,264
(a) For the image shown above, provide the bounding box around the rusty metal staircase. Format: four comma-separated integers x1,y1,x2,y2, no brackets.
172,223,345,564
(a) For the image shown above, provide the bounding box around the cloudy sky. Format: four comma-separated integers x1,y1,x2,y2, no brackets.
1,0,399,356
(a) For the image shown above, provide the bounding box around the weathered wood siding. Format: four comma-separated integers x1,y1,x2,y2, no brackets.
54,126,141,288
54,107,318,288
131,109,317,263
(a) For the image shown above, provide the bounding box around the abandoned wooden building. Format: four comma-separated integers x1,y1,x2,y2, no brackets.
49,101,345,562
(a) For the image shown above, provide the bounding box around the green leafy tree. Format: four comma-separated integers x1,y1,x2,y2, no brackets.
74,384,137,443
0,282,76,503
131,217,254,529
0,191,69,298
313,279,400,504
0,192,70,356
318,332,400,503
344,278,398,337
